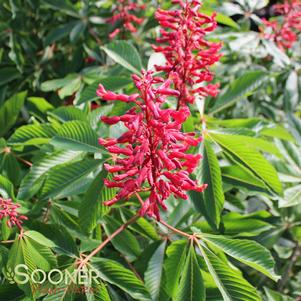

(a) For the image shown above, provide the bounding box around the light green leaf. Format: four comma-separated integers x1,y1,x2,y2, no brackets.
9,124,57,146
18,150,80,200
144,241,166,300
221,165,268,191
198,243,261,301
40,158,100,200
79,170,115,234
175,245,205,301
0,175,15,200
92,258,152,301
211,70,267,114
48,106,88,122
50,121,101,153
201,234,279,281
193,139,224,230
164,240,188,298
102,41,142,74
0,91,27,137
24,231,56,248
210,132,282,195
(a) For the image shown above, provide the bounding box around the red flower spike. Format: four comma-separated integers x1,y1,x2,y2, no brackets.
107,0,145,39
0,197,27,229
153,0,221,107
261,0,301,50
97,71,206,220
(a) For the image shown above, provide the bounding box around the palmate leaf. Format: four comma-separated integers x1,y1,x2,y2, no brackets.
210,70,267,114
193,139,224,230
164,240,187,298
201,234,280,281
198,243,261,301
50,120,102,153
209,133,282,195
92,258,152,301
174,245,205,301
8,124,58,146
102,41,143,75
40,158,100,200
18,150,80,200
144,241,166,300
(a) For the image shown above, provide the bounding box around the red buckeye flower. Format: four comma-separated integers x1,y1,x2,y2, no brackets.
97,71,207,220
107,0,145,39
0,197,27,229
153,0,221,107
261,0,301,50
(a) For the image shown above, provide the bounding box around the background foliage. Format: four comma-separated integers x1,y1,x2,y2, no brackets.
0,0,300,300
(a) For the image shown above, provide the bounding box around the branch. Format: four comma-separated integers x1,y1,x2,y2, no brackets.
78,213,140,268
159,219,194,239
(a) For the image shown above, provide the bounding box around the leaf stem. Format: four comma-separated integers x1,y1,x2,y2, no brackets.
159,219,193,239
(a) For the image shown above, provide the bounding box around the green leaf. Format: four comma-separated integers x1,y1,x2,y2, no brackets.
202,9,239,29
50,121,101,153
44,21,77,46
175,245,205,301
23,237,57,271
193,140,224,230
102,216,141,261
102,41,142,74
221,165,268,192
78,77,132,105
18,150,80,200
42,0,79,17
24,231,56,248
79,170,115,234
279,185,301,207
40,158,100,200
40,74,78,92
0,91,27,137
209,132,282,195
198,244,261,301
48,106,88,122
201,234,279,281
0,175,15,199
0,67,20,86
9,124,57,146
92,258,152,301
210,70,267,114
264,287,294,301
144,241,166,300
70,21,86,43
164,240,188,298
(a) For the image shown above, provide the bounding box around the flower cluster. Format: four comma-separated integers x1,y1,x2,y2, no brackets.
153,0,221,107
262,0,301,50
0,197,27,229
107,0,145,39
97,71,207,219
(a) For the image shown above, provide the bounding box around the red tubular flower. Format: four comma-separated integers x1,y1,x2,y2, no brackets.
153,0,221,107
97,71,206,220
107,0,145,39
261,0,301,50
0,197,27,229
